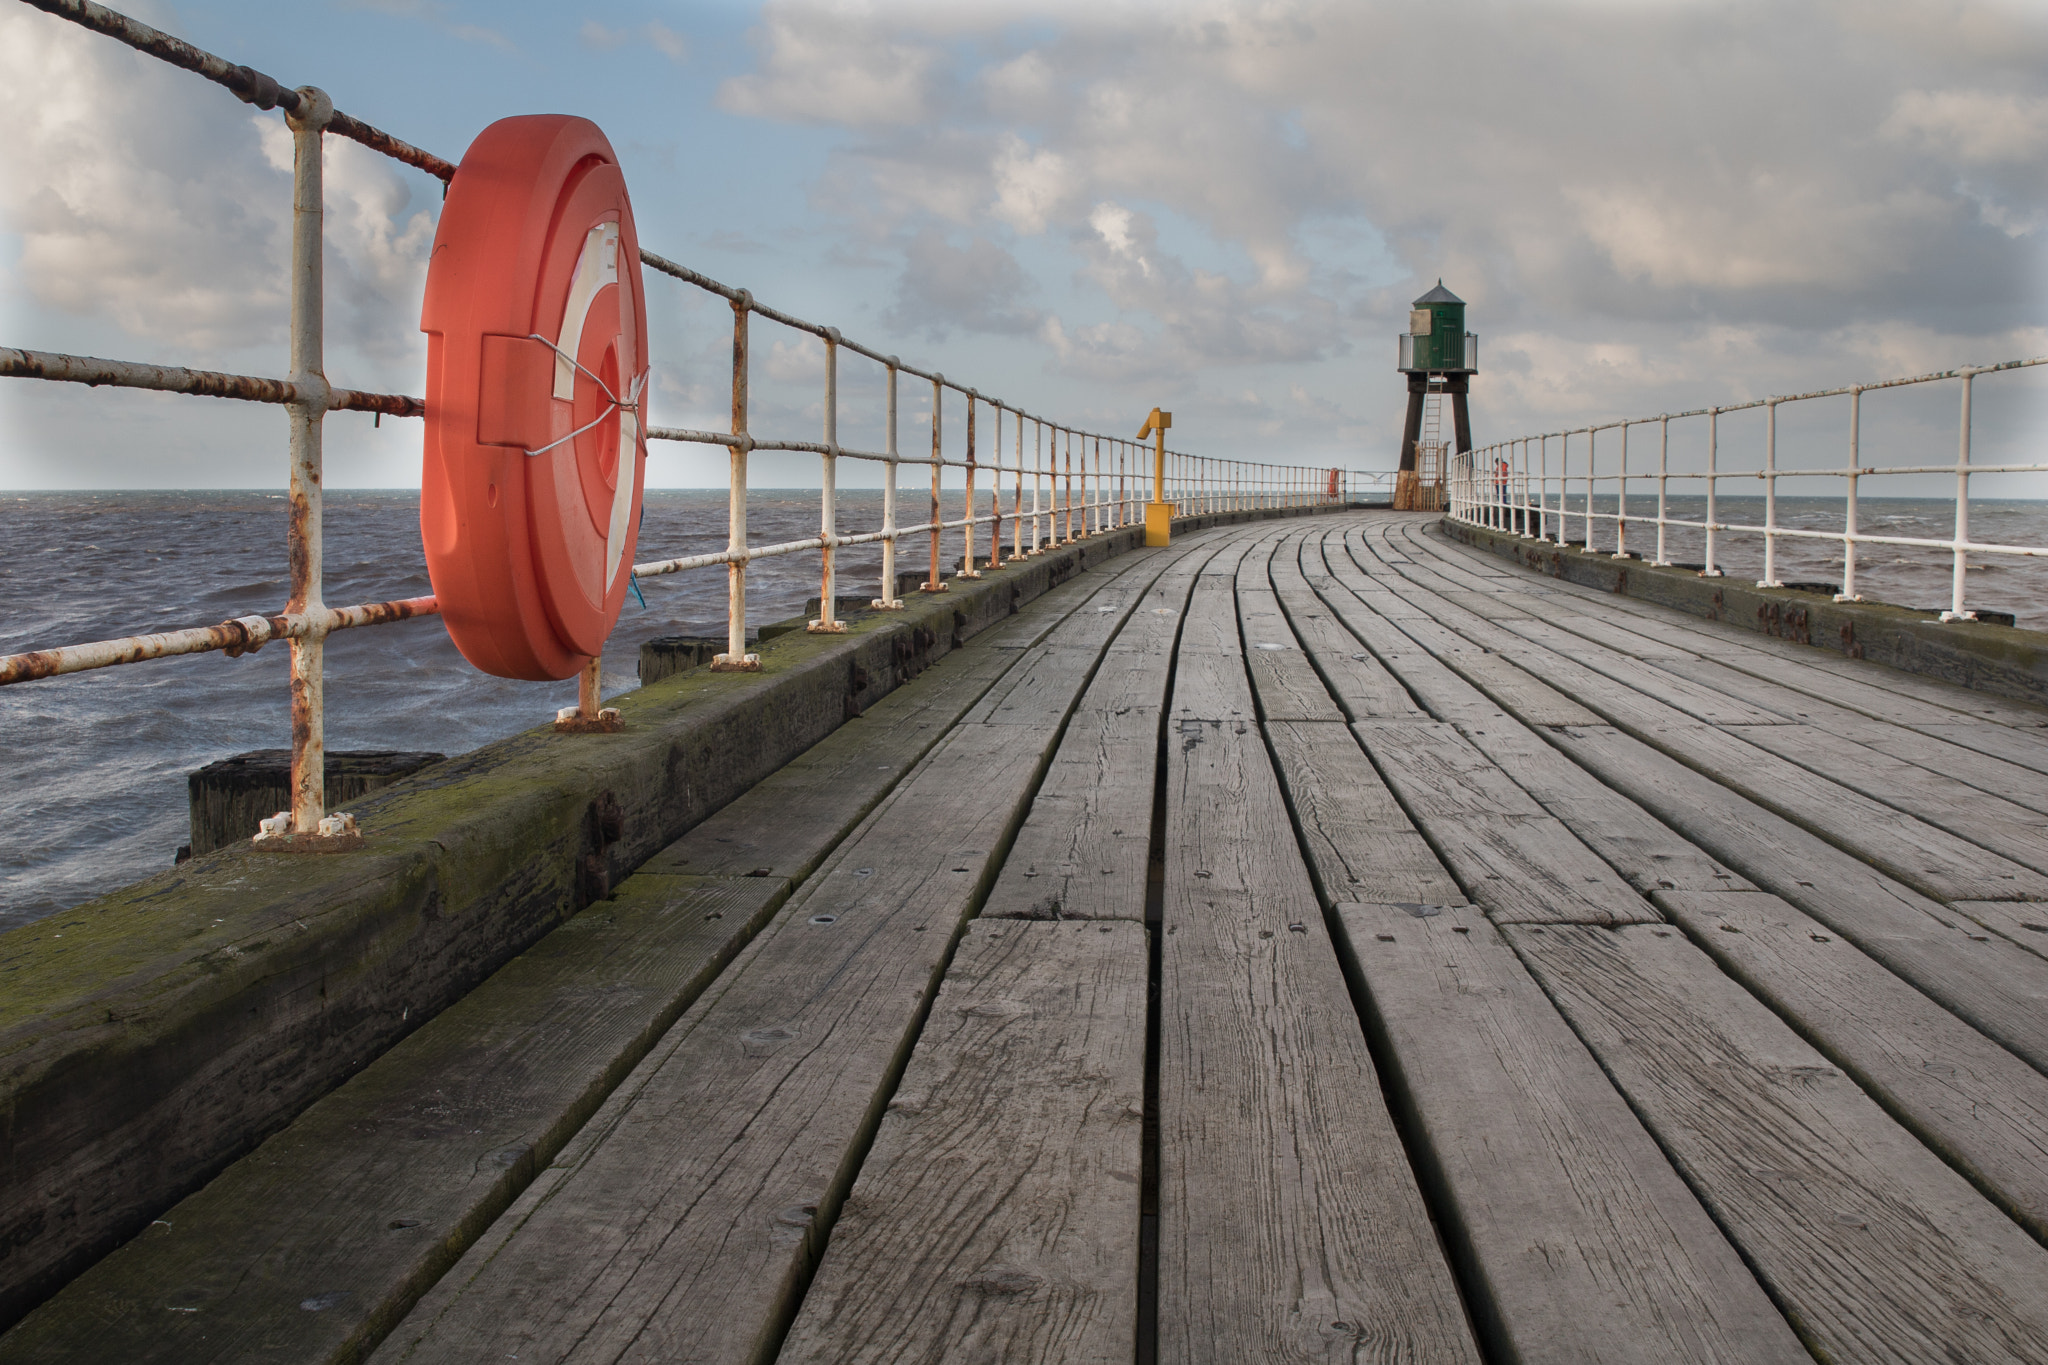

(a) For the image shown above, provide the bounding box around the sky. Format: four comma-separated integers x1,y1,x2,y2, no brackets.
1,0,2045,491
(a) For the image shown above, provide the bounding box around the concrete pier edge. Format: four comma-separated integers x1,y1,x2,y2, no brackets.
0,502,1334,1329
1440,517,2048,707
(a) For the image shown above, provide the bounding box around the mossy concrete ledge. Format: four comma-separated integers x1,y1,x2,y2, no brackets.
0,502,1332,1329
1440,517,2048,706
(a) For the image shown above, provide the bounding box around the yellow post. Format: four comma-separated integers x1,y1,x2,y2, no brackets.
1138,407,1173,546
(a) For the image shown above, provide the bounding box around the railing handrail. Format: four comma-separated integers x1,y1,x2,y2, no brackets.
1447,356,2048,623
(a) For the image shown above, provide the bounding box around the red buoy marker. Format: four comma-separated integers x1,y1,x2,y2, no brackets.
420,115,649,681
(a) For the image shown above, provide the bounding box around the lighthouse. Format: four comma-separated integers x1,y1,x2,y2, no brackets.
1395,280,1477,511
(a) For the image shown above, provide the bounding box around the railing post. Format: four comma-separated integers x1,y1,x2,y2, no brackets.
1521,438,1532,536
1030,419,1042,553
1654,417,1669,565
1760,400,1782,588
986,398,1001,569
810,329,846,630
1836,388,1860,603
1012,406,1024,560
1704,407,1722,577
1613,423,1628,558
282,86,333,837
923,375,946,592
1584,429,1595,549
959,389,981,579
713,292,760,669
874,358,902,609
1943,371,1977,621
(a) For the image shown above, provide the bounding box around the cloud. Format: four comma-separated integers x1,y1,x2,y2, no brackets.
719,4,943,127
883,228,1039,337
1883,89,2048,164
705,0,2048,462
0,8,436,374
581,19,688,62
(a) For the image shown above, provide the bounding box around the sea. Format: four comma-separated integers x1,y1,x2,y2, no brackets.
2,490,2043,927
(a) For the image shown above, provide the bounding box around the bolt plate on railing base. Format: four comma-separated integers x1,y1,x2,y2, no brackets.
869,599,905,611
555,707,623,733
710,653,762,672
806,620,848,634
956,570,983,580
919,582,950,593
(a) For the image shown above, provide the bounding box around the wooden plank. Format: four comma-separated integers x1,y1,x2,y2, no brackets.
1300,539,1748,892
1238,550,1348,722
1460,722,1753,895
1337,902,1808,1364
1506,921,2048,1363
1726,721,2048,877
1547,722,2048,1076
1310,536,1593,728
979,537,1228,924
1266,721,1467,907
1406,521,2048,732
650,548,1163,881
373,723,1081,1364
1657,889,2048,1241
1387,581,2048,904
1269,542,1428,719
778,919,1147,1363
1350,544,2048,899
1395,539,2048,819
1947,900,2048,962
1352,719,1662,926
1158,590,1478,1363
0,875,787,1365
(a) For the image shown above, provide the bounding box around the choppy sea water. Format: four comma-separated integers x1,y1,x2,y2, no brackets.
3,492,2043,926
0,488,975,928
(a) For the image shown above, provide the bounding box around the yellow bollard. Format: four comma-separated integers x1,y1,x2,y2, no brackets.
1137,407,1173,546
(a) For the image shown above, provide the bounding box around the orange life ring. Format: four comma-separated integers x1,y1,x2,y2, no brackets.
420,115,649,681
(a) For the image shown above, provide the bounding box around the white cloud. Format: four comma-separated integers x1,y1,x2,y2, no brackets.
0,9,436,374
719,3,943,128
990,136,1073,235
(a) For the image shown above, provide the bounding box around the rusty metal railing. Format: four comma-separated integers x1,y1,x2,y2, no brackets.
0,0,1360,844
1449,358,2048,621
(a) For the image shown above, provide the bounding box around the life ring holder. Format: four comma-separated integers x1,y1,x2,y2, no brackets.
420,114,650,681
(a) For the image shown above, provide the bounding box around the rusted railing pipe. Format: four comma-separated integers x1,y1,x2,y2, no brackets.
0,348,421,416
0,596,438,685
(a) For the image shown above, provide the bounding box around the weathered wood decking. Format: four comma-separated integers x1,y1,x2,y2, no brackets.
11,511,2048,1363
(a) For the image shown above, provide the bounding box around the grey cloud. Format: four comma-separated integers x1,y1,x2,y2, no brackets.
884,228,1040,339
722,0,2047,452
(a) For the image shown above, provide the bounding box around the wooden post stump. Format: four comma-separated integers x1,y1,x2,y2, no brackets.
184,750,444,857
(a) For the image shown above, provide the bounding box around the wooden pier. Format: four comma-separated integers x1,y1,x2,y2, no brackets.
10,510,2048,1363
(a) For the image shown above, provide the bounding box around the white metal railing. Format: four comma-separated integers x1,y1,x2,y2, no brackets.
1448,358,2048,622
0,0,1360,840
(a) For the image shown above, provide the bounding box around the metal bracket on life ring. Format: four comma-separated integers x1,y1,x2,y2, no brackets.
419,114,650,681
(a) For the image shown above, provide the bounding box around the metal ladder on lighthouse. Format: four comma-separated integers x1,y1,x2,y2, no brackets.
1417,385,1447,509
